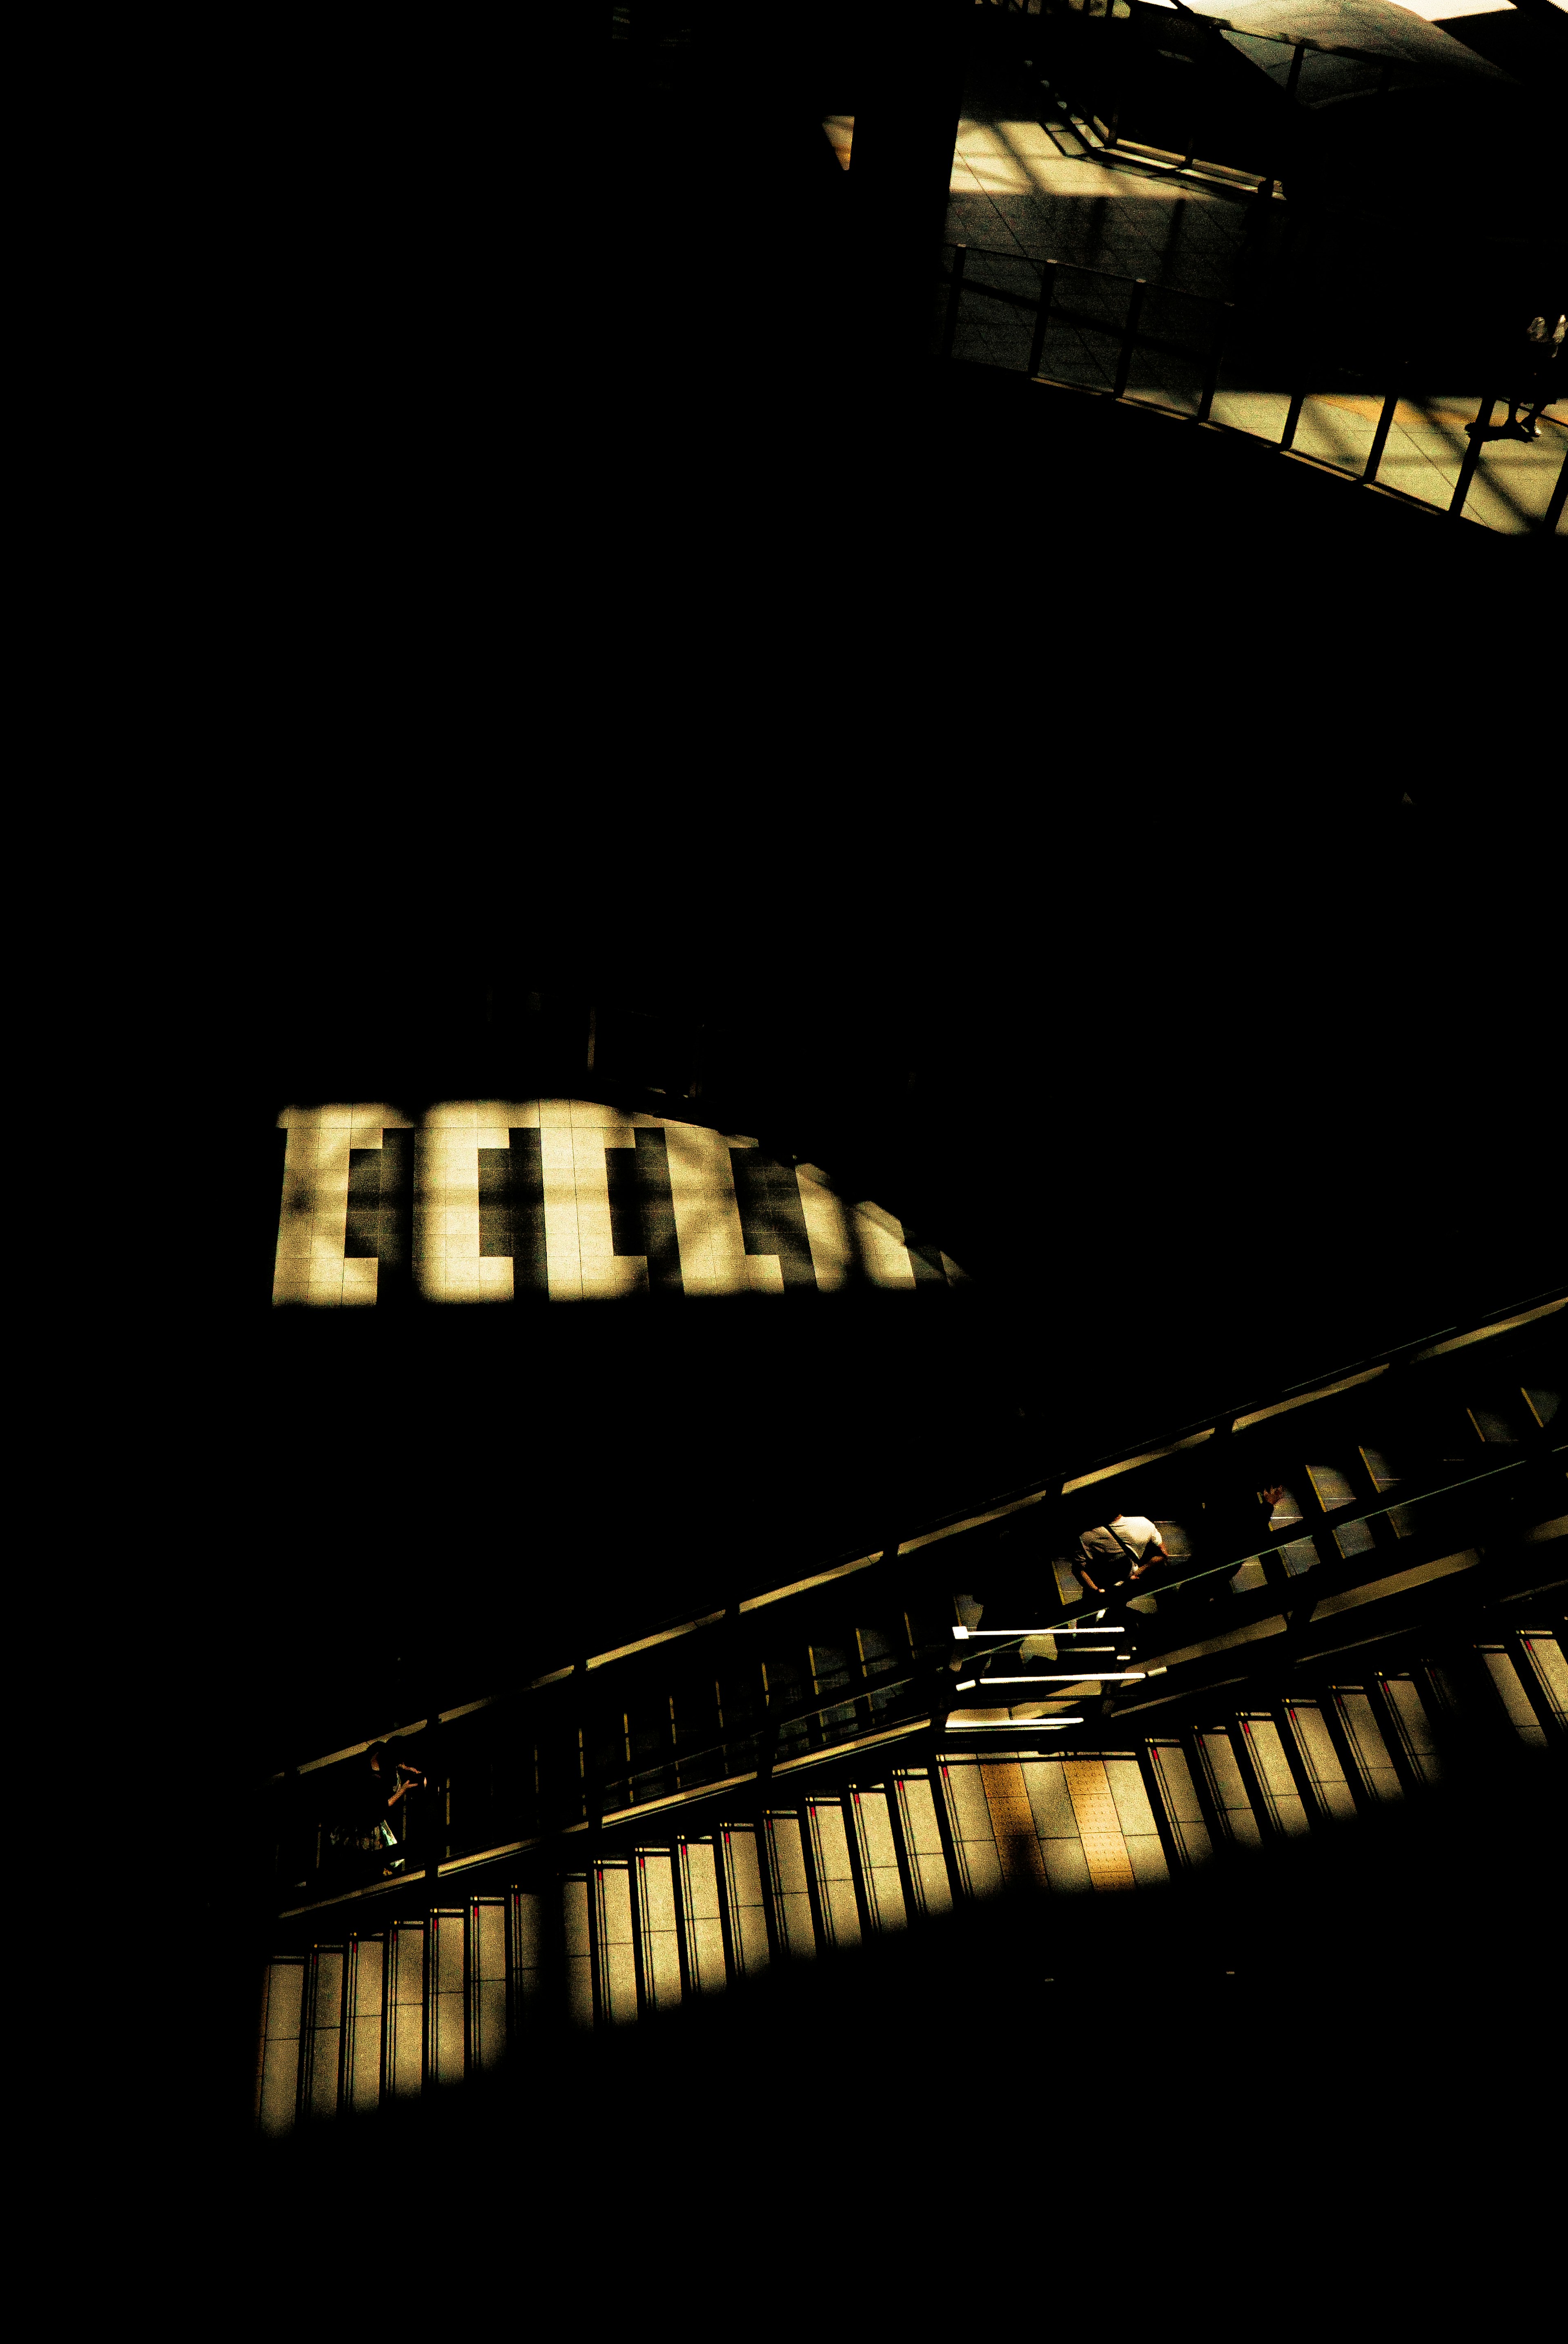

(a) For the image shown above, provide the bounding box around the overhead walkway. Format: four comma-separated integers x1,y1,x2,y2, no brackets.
933,0,1566,531
252,1286,1563,2135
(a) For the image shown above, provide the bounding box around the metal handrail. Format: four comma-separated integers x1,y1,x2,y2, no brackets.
280,1437,1559,1910
893,1286,1565,1538
270,1286,1563,1804
936,237,1562,528
990,0,1458,98
279,1357,1561,1902
964,1439,1562,1670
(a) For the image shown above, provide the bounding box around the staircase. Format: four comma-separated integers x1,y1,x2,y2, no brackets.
252,1288,1564,2135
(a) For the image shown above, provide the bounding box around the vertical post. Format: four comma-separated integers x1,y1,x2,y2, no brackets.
1265,45,1301,191
1103,0,1119,146
1197,299,1232,421
1449,391,1497,517
1027,257,1060,377
849,0,973,374
942,242,968,358
1362,385,1400,483
1542,447,1568,536
1281,384,1306,450
1113,276,1146,398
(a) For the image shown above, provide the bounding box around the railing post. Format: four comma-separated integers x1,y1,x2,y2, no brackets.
1196,298,1232,421
1449,390,1497,518
1280,383,1306,450
1113,277,1146,398
1260,44,1306,214
1362,384,1400,484
942,243,967,360
1103,0,1119,146
1543,446,1568,536
1027,257,1060,377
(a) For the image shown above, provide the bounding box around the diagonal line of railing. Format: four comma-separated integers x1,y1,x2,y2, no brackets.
937,241,1563,530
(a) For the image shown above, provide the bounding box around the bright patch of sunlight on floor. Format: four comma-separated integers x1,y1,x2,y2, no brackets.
270,1104,969,1306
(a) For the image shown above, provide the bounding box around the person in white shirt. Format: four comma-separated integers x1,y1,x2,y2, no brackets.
1078,1512,1169,1598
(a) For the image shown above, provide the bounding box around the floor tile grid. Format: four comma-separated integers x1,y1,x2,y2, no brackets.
951,244,1216,393
946,272,1565,521
945,33,1567,531
270,1108,955,1306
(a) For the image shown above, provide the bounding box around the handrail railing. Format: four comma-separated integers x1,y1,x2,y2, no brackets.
983,0,1502,186
936,239,1567,531
964,1439,1562,1672
275,1431,1561,1916
960,0,1565,530
1021,0,1441,79
269,1286,1563,1816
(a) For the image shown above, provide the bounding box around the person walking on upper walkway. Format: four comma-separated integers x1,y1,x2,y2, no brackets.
1508,307,1564,440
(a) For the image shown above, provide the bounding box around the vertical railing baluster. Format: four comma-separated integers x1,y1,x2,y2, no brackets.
1027,258,1060,378
1362,385,1400,484
1449,391,1497,518
1197,299,1233,421
1114,277,1146,398
1542,447,1568,536
942,243,968,360
1281,383,1306,451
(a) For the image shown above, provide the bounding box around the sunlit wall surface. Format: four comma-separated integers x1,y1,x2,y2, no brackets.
272,1102,969,1306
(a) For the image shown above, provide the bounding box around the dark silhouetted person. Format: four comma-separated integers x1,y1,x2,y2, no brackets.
365,1740,425,1874
1182,1484,1287,1609
1509,309,1564,439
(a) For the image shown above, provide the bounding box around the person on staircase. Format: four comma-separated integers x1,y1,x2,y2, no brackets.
1149,1483,1286,1620
1509,305,1564,441
1076,1511,1169,1603
365,1741,425,1875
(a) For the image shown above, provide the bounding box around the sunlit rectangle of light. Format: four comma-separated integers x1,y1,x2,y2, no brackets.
797,1164,855,1289
273,1102,964,1304
1064,1759,1138,1888
577,1123,643,1300
273,1105,413,1307
853,1198,918,1289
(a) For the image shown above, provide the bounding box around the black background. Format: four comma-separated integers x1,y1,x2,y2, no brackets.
159,781,1561,1787
100,22,1561,2245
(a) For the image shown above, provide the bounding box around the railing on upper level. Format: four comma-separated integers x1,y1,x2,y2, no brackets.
936,240,1568,534
978,0,1516,189
956,0,1566,535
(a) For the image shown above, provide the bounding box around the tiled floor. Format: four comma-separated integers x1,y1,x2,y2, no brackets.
273,1101,969,1307
940,22,1565,528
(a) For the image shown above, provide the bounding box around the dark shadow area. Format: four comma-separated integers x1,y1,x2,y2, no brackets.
194,1213,1016,1777
957,3,1566,421
1436,4,1568,81
210,1740,1565,2291
133,32,1560,2275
